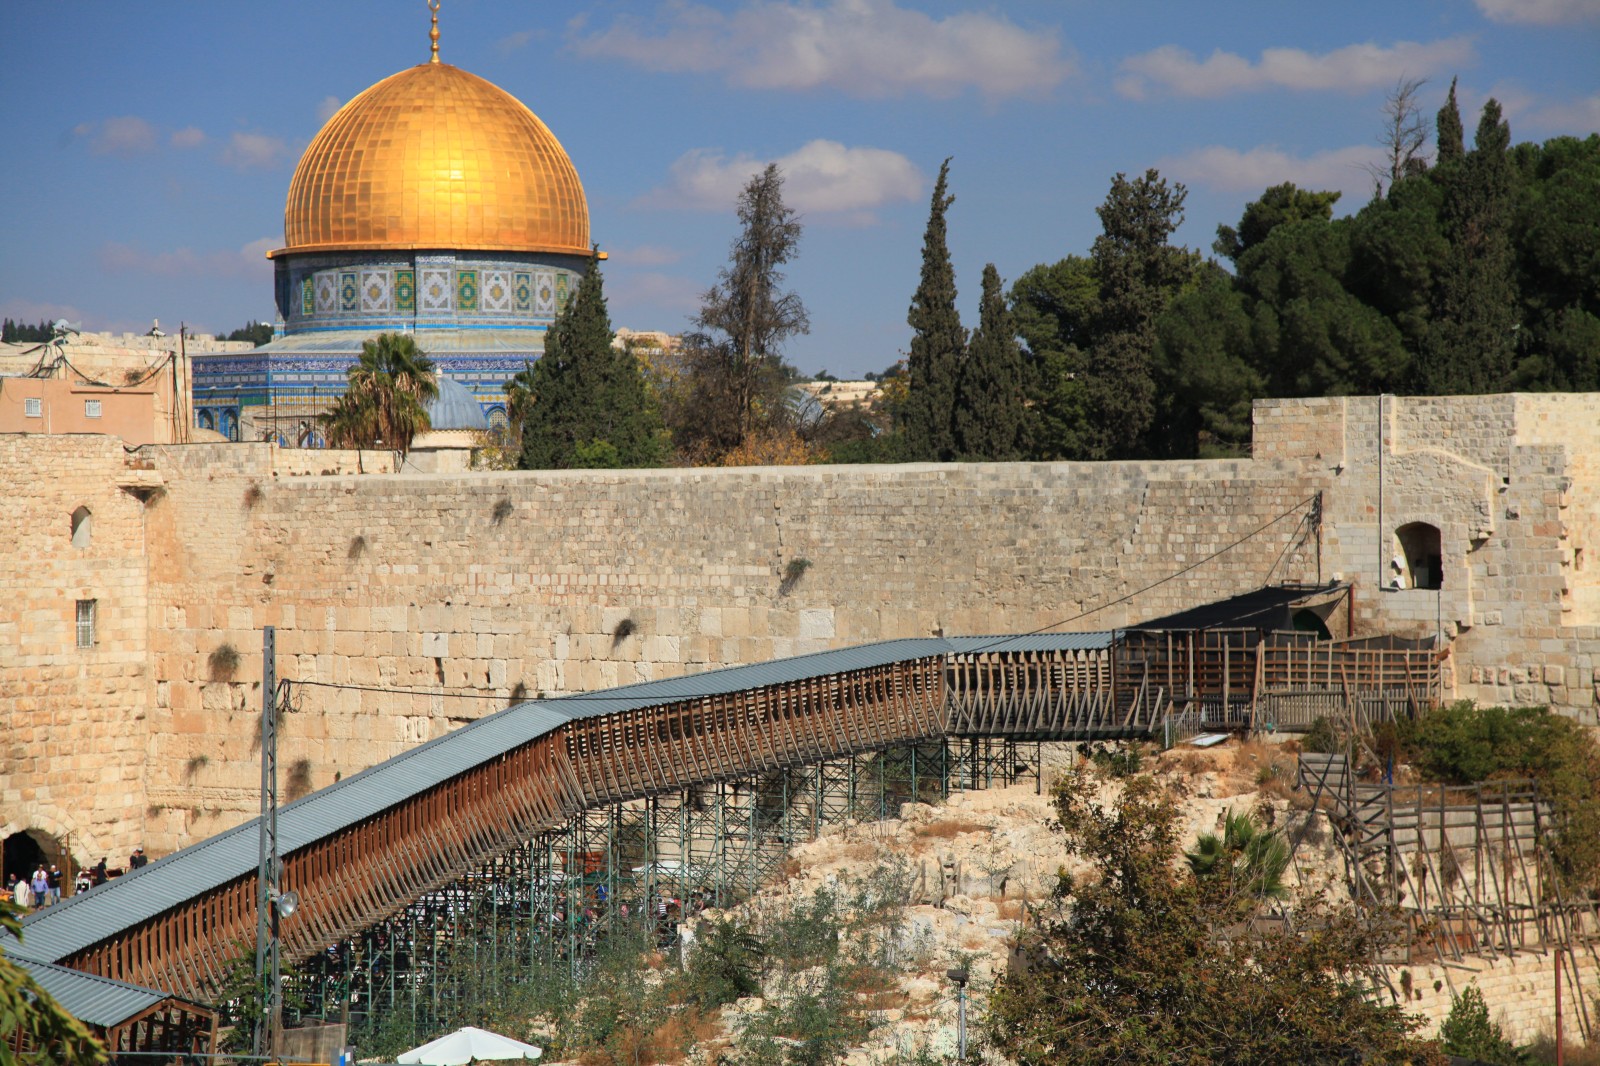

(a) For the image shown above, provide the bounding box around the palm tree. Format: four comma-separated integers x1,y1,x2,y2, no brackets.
1186,807,1290,904
320,333,438,456
502,360,537,450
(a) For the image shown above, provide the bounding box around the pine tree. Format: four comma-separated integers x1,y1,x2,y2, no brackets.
518,252,666,469
1436,78,1464,166
954,264,1028,460
902,158,966,462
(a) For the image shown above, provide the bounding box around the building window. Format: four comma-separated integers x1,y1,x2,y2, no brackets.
84,399,102,419
24,397,41,418
75,599,96,648
70,506,92,549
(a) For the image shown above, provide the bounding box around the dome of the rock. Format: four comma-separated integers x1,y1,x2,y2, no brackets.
275,62,590,258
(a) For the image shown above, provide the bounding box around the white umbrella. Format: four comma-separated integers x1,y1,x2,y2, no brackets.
396,1026,543,1065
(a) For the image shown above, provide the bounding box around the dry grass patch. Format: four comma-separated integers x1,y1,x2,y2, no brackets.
914,818,991,840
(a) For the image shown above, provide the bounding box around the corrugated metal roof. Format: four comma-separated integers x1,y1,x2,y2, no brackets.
11,951,170,1028
945,632,1115,653
4,632,1108,967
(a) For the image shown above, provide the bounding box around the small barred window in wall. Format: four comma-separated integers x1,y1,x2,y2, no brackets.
24,397,41,418
85,399,102,419
76,599,96,648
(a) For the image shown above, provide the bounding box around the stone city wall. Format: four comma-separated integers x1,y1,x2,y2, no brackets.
1382,949,1599,1047
136,449,1321,849
2,393,1597,866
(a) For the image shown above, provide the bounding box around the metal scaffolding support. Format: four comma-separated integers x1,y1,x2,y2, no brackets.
290,736,1027,1032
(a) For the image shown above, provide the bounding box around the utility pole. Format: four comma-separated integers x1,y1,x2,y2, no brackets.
947,966,968,1061
254,627,278,1059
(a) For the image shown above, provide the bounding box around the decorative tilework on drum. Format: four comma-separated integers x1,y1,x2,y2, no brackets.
315,274,338,314
514,272,533,313
420,268,452,312
395,270,416,312
555,272,570,310
360,270,392,313
301,277,314,317
457,270,479,312
339,272,359,312
535,271,555,315
482,270,512,313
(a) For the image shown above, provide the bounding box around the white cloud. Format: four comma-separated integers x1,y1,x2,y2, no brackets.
170,126,205,148
1117,38,1474,99
98,238,278,280
221,131,291,171
1157,144,1378,199
648,139,922,217
1521,92,1600,134
608,244,685,266
570,0,1072,99
316,96,342,122
76,115,159,156
1475,0,1600,23
497,29,540,55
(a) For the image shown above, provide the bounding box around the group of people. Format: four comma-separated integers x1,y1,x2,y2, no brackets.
6,866,61,909
5,847,150,910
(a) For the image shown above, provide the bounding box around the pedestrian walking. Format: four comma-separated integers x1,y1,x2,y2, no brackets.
30,868,49,909
45,865,61,904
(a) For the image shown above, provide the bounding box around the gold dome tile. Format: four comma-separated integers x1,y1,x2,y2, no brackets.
274,62,589,258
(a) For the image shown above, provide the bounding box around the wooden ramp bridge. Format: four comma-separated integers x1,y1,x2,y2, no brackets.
7,628,1440,1026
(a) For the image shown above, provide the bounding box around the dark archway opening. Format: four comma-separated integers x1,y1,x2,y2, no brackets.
3,830,48,887
1395,522,1443,590
1292,608,1333,639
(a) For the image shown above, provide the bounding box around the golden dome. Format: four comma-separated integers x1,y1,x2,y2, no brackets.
275,62,590,258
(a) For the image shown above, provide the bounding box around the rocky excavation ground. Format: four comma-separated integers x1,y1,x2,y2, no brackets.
541,737,1343,1066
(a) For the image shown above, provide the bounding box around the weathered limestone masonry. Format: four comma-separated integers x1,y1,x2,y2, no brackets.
1256,394,1600,713
133,448,1318,848
1,393,1595,864
0,434,159,864
1381,951,1599,1046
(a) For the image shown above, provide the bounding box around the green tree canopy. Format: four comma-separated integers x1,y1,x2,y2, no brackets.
1213,182,1342,264
517,252,667,469
954,263,1028,460
901,157,966,462
1010,255,1098,460
987,767,1444,1066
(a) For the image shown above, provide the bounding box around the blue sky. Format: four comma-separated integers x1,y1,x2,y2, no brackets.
3,0,1596,378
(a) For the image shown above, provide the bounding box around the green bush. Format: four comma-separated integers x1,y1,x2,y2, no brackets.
1301,715,1341,754
684,916,767,1008
1403,702,1600,892
1439,984,1528,1065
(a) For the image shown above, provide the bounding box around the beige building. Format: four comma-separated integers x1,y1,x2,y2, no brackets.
0,340,196,447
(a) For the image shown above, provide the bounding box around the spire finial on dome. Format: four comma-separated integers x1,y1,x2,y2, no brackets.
428,0,441,63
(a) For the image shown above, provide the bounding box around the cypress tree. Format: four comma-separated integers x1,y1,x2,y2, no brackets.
903,158,966,462
955,264,1028,460
1084,169,1188,459
1436,78,1464,166
518,251,666,469
1416,100,1518,394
